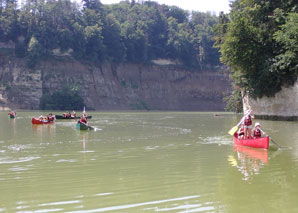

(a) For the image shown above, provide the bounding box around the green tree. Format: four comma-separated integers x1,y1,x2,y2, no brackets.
273,12,298,85
191,11,220,67
1,0,222,69
214,0,297,98
0,0,19,41
40,86,85,110
102,14,126,62
166,17,197,66
82,8,105,62
27,36,43,66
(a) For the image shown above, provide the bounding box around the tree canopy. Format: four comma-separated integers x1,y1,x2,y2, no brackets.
214,0,298,98
0,0,221,69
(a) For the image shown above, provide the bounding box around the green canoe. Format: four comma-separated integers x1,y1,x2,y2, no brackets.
76,122,93,130
9,114,16,119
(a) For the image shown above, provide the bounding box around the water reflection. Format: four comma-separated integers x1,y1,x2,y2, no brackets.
79,131,88,151
229,145,268,181
31,124,56,137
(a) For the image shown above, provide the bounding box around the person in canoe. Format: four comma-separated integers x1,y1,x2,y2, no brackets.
63,112,71,118
38,115,48,122
243,110,255,139
78,115,88,125
47,113,55,122
82,111,88,118
8,110,16,117
253,122,266,139
72,110,77,117
237,124,245,139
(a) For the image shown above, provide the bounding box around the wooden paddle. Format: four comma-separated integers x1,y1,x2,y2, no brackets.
228,110,251,135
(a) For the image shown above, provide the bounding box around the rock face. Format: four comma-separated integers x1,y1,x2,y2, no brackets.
0,56,231,111
243,81,298,120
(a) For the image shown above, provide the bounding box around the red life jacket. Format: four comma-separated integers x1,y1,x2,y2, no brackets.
80,118,87,124
244,115,252,126
254,128,262,138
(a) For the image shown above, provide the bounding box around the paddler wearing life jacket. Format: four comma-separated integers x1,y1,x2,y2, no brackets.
8,110,16,116
253,122,265,138
72,110,76,117
243,110,254,139
78,116,88,125
47,113,55,122
237,124,245,139
64,112,71,118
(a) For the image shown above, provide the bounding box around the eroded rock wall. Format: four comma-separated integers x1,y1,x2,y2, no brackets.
243,81,298,120
0,56,231,111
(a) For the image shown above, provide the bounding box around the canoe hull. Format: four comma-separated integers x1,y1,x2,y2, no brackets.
76,122,89,130
55,115,92,119
233,133,269,149
32,118,54,125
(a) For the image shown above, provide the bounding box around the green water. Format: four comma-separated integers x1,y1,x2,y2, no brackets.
0,111,297,212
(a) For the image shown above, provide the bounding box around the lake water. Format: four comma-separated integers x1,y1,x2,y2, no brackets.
0,111,298,212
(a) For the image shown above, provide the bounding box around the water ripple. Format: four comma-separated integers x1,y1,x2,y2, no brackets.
56,159,77,163
0,156,40,164
66,195,200,212
34,208,64,213
8,166,29,172
201,136,232,145
39,200,81,207
94,192,114,197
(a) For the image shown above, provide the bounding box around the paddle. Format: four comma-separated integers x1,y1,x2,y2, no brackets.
88,125,94,130
82,122,95,131
82,122,94,131
259,128,282,148
228,110,251,135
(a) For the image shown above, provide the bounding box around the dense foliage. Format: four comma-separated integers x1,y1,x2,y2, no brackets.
214,0,298,98
40,86,85,110
0,0,221,68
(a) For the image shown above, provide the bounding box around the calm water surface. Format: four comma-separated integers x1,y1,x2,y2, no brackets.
0,111,297,212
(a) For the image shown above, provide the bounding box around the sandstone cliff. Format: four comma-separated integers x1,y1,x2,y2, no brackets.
243,81,298,121
0,55,231,111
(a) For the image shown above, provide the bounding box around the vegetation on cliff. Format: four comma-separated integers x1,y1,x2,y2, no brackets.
214,0,298,100
40,86,85,110
0,0,221,69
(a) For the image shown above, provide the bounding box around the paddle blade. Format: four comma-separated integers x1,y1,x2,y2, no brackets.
228,126,238,135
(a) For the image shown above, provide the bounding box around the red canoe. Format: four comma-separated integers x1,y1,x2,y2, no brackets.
233,133,269,149
31,118,54,125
